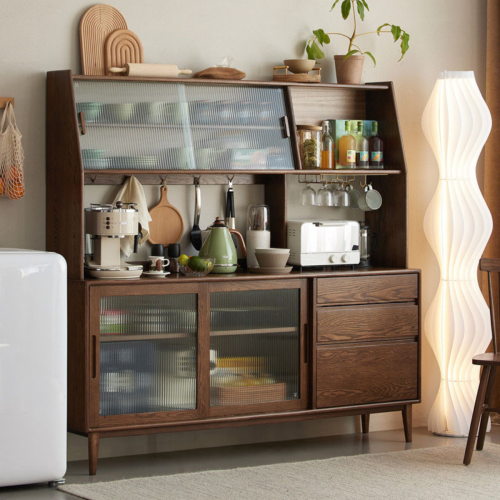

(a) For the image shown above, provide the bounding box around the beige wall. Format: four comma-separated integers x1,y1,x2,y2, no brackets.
0,0,488,460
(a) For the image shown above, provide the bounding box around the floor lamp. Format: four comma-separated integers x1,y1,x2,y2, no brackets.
422,71,493,436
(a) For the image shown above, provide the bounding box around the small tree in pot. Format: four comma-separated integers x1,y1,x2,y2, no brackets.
306,0,410,84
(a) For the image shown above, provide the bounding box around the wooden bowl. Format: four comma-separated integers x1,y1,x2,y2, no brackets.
284,59,316,74
255,248,290,268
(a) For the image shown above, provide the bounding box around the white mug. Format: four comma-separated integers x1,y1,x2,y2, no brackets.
148,256,170,272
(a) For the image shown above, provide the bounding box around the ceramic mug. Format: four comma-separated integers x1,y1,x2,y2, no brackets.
148,256,170,272
357,184,382,211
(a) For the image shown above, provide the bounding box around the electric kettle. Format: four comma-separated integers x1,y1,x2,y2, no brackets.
199,217,247,273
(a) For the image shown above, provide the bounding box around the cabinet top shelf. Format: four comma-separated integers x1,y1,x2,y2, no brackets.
71,74,390,91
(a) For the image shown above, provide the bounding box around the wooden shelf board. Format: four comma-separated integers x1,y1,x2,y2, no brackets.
73,74,389,90
100,333,193,342
84,122,282,131
211,327,298,337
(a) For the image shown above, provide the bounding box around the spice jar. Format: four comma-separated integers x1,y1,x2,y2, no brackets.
167,243,181,274
297,125,322,169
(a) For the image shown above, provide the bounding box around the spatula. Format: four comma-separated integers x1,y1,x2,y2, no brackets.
189,177,202,250
148,184,184,246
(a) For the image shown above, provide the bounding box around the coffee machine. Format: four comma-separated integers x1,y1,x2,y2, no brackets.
84,202,143,279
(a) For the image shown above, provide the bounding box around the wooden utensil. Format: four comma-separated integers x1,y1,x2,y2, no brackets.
148,185,184,246
79,4,128,75
109,63,193,78
104,29,144,76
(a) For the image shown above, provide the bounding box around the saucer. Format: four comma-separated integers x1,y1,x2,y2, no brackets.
247,266,293,275
142,271,171,278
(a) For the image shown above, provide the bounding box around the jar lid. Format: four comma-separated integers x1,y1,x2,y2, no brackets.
297,124,322,131
167,243,180,258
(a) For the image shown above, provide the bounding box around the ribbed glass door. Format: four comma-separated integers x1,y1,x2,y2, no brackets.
209,288,300,408
98,293,197,416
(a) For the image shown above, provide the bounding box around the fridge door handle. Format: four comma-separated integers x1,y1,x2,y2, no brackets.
91,335,97,379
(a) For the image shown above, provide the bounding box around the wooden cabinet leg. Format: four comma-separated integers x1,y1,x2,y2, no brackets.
464,365,491,465
477,366,497,451
361,414,370,434
88,433,100,475
402,404,412,442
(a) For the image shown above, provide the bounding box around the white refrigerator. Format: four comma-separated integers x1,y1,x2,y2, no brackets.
0,249,67,487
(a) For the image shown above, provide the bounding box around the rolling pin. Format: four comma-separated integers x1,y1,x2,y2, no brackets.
109,63,193,78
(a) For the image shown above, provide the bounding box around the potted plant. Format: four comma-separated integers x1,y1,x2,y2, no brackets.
306,0,410,84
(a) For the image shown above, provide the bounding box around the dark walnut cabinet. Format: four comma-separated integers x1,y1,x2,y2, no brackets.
47,70,420,474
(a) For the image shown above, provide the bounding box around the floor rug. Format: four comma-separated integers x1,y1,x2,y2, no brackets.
59,443,500,500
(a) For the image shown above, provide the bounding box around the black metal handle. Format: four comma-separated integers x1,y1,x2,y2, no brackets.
79,111,86,135
304,324,309,364
91,335,97,379
280,116,290,138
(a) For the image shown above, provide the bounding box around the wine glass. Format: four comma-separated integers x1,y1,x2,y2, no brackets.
333,183,349,207
316,183,333,206
300,184,316,206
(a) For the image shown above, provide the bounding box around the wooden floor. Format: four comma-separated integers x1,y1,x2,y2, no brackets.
2,426,499,499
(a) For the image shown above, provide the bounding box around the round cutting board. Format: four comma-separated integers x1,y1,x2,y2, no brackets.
148,186,184,246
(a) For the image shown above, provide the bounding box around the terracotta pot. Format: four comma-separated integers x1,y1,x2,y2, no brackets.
334,55,365,85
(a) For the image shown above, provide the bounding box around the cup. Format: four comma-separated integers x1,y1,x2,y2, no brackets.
332,184,349,208
346,184,361,209
357,184,382,211
148,256,170,272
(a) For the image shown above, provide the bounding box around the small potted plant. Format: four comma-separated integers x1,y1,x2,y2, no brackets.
306,0,410,84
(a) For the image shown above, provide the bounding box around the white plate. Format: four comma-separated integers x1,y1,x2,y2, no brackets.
247,266,293,275
142,271,171,278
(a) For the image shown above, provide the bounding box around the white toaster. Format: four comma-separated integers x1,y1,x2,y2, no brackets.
287,220,360,266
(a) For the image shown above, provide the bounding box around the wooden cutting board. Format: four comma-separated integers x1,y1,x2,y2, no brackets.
79,4,128,76
104,29,144,76
148,186,184,246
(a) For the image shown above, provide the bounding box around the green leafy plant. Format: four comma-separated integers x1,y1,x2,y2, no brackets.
305,0,410,66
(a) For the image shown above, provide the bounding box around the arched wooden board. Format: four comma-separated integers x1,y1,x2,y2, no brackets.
148,186,184,246
104,29,144,76
79,4,128,75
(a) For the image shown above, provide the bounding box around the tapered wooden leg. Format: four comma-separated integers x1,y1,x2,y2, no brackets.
464,365,491,465
88,433,100,475
402,404,412,442
361,414,370,434
476,366,497,451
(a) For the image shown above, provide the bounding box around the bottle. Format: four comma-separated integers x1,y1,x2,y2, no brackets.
355,121,369,168
167,243,181,273
321,121,334,170
338,120,356,169
369,121,384,169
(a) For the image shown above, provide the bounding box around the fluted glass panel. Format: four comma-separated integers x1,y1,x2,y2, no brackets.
99,294,197,416
73,80,294,171
209,289,300,406
422,71,492,436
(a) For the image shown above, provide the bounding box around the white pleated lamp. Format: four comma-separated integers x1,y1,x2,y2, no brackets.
422,71,493,436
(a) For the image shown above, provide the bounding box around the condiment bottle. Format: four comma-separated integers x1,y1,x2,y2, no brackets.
369,121,384,169
338,121,356,168
167,243,181,273
355,121,369,168
321,121,334,169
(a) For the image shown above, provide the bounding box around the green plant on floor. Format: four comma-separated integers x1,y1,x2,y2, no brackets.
305,0,410,66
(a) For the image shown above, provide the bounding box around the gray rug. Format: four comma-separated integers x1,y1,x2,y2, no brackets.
59,443,500,500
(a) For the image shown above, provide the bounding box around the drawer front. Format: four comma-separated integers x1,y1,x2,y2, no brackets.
316,342,418,408
317,274,418,305
317,303,418,343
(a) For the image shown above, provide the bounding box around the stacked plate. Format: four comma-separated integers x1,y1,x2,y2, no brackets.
248,248,292,275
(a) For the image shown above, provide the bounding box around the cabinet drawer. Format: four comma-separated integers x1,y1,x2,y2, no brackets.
317,303,418,343
317,274,418,305
316,342,418,408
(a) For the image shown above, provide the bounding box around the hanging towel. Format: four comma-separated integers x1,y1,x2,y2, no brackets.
112,176,152,257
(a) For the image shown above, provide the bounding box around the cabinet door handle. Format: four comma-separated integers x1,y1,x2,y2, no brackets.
79,111,86,135
91,335,97,379
280,116,290,138
304,324,309,364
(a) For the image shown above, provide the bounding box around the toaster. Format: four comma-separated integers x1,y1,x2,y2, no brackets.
287,220,360,267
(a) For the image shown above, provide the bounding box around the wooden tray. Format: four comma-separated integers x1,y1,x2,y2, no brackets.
273,66,321,83
79,4,128,75
211,383,287,406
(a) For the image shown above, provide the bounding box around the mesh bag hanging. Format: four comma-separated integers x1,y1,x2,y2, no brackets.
0,102,25,199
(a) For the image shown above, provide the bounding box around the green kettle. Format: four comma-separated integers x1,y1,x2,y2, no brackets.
199,217,247,274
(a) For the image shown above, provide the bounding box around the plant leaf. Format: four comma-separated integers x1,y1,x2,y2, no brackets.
356,0,365,20
331,0,341,10
306,40,325,60
391,25,401,42
361,0,369,10
399,32,410,60
313,29,331,46
344,49,360,61
364,51,376,67
341,0,351,19
377,23,391,35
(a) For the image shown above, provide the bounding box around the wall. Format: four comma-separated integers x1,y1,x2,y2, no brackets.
0,0,488,460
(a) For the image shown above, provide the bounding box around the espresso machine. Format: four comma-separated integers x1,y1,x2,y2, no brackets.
84,202,143,279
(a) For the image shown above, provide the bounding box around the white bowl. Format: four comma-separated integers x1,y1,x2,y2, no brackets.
254,248,290,268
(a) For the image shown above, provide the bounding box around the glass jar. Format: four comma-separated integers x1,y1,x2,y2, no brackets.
297,125,322,169
246,204,271,268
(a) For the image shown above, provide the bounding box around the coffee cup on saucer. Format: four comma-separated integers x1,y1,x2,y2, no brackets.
148,256,170,273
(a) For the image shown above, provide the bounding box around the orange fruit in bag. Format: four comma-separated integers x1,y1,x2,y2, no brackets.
8,165,23,182
8,180,25,199
0,177,5,195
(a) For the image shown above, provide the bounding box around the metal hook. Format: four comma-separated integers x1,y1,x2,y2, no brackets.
194,175,201,185
227,175,234,187
89,176,96,184
160,176,167,186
